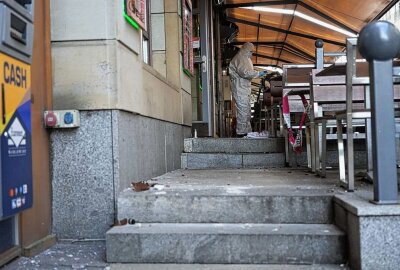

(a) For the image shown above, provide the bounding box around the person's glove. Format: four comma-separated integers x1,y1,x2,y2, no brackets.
257,71,266,78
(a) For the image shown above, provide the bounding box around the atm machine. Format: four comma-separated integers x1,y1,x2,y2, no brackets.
0,0,34,260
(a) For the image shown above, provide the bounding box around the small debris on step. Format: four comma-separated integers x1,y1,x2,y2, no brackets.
128,219,136,225
131,181,157,192
113,218,128,226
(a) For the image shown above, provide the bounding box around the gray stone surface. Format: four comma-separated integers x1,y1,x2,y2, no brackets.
346,213,361,270
294,151,367,169
182,153,285,169
183,138,285,153
182,153,243,169
333,194,400,270
334,194,400,216
51,110,191,239
333,203,348,232
243,153,285,167
51,111,115,239
106,223,346,264
110,265,350,270
118,190,334,224
114,110,191,192
358,216,400,270
1,241,350,270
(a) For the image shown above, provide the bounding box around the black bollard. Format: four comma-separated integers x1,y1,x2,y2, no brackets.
358,21,400,204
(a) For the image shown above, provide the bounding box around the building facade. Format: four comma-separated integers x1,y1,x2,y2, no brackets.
50,0,193,239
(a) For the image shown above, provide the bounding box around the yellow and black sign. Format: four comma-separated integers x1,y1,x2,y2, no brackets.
0,52,31,135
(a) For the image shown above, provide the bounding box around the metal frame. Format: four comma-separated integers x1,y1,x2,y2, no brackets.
223,0,358,36
253,53,292,64
334,38,373,190
297,1,357,35
226,17,346,47
310,41,370,182
282,64,314,87
223,0,297,9
232,41,315,62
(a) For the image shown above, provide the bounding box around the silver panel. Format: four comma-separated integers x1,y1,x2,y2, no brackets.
0,4,33,63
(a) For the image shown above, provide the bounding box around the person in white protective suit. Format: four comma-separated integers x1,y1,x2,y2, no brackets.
229,42,266,137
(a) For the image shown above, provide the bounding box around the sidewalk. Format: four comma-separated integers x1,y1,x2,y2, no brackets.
2,241,107,270
2,240,349,270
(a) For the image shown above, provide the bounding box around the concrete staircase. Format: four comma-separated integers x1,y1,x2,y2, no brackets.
181,138,286,169
106,178,347,265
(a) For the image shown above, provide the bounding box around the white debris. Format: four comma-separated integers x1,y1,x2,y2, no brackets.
155,191,167,195
242,224,253,229
153,184,165,190
226,187,245,194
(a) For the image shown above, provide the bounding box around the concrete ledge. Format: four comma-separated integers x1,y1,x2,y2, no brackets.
181,153,242,169
118,190,334,224
109,264,351,270
333,194,400,270
184,138,285,153
181,153,285,169
334,194,400,216
106,223,346,264
243,153,285,167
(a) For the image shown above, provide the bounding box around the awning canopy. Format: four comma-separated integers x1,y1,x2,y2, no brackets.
222,0,396,66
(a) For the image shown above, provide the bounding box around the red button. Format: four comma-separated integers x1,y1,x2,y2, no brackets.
45,112,57,127
9,188,14,198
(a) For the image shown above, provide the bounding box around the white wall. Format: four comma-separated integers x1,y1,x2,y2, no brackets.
51,0,192,125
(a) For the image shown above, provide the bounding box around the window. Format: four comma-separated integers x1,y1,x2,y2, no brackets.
141,0,151,65
182,0,194,75
123,0,151,64
142,37,150,64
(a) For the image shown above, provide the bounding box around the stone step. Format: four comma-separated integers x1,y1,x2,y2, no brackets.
181,153,285,169
184,138,285,153
118,190,334,224
106,223,346,264
109,264,350,270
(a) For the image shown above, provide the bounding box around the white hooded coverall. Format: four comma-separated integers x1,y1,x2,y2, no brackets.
229,42,259,135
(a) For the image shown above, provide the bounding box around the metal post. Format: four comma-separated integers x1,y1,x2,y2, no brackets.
200,0,213,136
358,21,400,204
337,119,346,182
365,85,374,181
306,126,312,169
370,60,398,203
311,39,324,172
345,38,357,191
320,119,327,177
315,39,324,70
